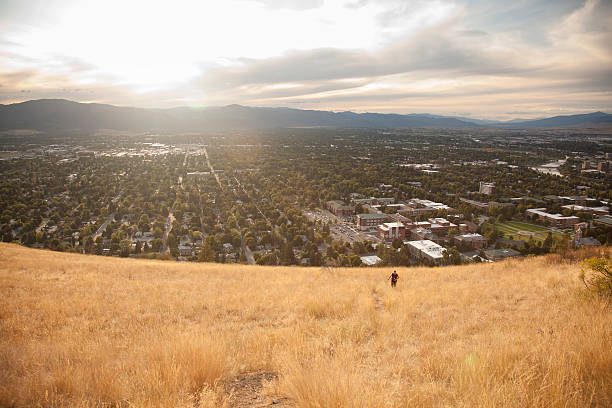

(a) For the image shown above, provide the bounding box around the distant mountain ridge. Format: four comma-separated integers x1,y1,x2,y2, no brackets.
0,99,610,132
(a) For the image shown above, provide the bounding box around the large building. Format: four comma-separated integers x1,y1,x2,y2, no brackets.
484,248,521,262
377,222,407,241
402,199,452,216
561,205,609,215
327,200,355,217
453,233,489,250
479,181,496,195
352,197,395,206
357,213,390,230
526,208,581,227
405,240,446,263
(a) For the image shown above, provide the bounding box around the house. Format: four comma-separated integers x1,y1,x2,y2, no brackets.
453,233,489,250
357,213,390,230
178,245,193,257
484,248,521,262
405,240,446,263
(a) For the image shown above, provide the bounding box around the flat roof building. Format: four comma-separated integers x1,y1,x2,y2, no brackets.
356,213,390,230
327,200,354,217
479,182,496,195
378,222,406,241
526,208,581,227
454,233,489,250
405,240,446,263
484,248,521,262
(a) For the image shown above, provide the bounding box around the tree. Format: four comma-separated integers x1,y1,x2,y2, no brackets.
153,226,163,239
119,239,132,257
198,242,216,262
138,214,150,232
151,238,163,252
442,248,462,265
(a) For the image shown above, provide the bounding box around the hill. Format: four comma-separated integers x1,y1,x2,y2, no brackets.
0,243,610,407
0,99,479,132
3,99,609,133
498,111,612,128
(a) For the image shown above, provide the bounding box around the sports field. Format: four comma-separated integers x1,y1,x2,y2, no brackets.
495,221,566,242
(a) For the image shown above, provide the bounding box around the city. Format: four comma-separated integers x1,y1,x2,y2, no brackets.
1,127,610,267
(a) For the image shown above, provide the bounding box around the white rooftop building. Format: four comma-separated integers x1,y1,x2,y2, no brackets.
405,240,446,263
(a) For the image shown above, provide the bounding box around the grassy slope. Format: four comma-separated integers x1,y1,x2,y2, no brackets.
0,243,610,407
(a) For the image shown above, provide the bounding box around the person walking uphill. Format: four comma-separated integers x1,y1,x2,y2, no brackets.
388,270,399,288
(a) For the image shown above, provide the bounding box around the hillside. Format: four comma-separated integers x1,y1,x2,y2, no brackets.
0,243,610,407
2,99,610,132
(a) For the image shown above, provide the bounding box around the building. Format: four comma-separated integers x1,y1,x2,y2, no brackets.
360,255,382,266
453,233,489,250
352,197,395,206
378,222,406,241
459,221,479,233
561,205,609,215
574,237,601,248
427,218,457,236
594,215,612,228
459,197,489,210
178,245,193,257
327,200,354,217
409,227,440,243
357,213,390,230
497,238,526,250
484,248,521,262
403,199,452,216
526,208,580,227
479,181,496,195
405,240,446,263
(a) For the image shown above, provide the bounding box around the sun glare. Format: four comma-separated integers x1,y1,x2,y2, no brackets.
3,0,455,92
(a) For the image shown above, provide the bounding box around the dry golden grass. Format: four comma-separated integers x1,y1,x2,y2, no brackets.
0,243,610,407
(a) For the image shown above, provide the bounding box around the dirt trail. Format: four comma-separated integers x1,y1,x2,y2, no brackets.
373,290,385,312
225,371,291,407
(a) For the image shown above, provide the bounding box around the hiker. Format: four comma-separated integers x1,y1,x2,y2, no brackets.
388,270,399,288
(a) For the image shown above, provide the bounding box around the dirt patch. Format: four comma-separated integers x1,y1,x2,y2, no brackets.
225,371,292,407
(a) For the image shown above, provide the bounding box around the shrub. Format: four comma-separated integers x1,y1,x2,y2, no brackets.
580,256,612,299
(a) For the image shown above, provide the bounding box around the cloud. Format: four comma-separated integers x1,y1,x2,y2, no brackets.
0,0,610,119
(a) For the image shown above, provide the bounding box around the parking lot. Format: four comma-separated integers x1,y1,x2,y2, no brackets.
304,209,380,243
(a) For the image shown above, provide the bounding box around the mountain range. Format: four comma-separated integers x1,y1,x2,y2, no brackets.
0,99,610,133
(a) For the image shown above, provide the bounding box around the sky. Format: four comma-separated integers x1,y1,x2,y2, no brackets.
0,0,611,119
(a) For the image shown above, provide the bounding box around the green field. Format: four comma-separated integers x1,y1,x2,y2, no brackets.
494,221,566,242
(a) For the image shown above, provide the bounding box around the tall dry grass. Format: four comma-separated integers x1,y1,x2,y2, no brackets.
0,243,610,407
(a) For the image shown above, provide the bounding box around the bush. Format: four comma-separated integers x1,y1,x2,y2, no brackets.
580,256,612,299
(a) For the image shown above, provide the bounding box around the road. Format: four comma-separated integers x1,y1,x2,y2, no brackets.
161,211,175,254
234,175,272,226
93,212,115,241
203,147,223,190
241,234,255,265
